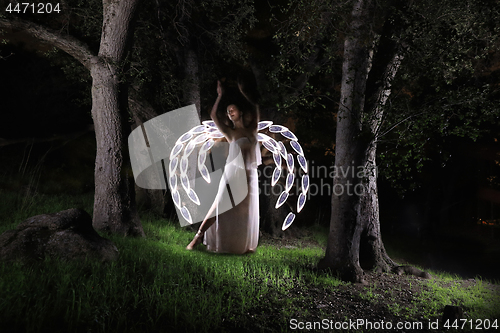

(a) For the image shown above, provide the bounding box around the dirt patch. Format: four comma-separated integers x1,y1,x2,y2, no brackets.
286,272,432,327
247,232,499,332
240,270,497,332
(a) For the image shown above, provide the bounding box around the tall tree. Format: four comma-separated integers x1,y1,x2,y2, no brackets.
90,0,143,236
0,0,145,236
318,0,500,282
317,0,383,282
257,0,393,279
311,0,397,282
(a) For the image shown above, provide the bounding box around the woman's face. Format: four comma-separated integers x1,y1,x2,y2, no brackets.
226,104,241,122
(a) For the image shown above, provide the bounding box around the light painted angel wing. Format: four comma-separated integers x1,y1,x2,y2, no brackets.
257,121,309,231
168,124,223,224
168,120,309,230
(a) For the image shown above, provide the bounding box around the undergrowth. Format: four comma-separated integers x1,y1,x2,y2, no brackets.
0,190,498,332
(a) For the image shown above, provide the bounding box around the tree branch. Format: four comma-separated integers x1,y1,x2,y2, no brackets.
0,17,97,70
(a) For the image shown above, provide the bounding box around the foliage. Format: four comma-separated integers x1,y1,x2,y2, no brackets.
253,0,351,159
1,0,259,119
128,0,258,114
64,0,103,51
266,0,345,106
377,0,500,194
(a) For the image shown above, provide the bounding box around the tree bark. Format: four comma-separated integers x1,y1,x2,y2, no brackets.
183,47,201,116
91,0,144,236
358,142,395,272
318,0,406,282
358,62,403,273
318,0,374,283
357,5,405,273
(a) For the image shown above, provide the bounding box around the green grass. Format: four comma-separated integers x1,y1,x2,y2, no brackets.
0,190,499,332
0,190,94,232
0,191,336,332
416,273,500,320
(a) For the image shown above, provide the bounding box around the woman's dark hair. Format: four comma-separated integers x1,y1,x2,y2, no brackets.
218,82,255,128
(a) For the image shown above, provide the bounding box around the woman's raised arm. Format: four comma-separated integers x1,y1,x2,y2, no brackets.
210,80,232,135
237,78,260,130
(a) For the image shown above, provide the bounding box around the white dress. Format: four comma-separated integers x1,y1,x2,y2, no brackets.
204,136,261,254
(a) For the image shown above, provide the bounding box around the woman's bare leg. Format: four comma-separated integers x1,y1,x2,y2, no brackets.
186,184,224,250
186,216,216,250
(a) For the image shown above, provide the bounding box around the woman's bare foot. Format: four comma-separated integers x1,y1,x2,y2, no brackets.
186,230,204,250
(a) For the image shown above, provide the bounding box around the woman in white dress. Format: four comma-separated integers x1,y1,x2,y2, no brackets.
186,79,261,254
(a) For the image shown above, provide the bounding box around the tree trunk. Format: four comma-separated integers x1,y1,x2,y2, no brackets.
358,142,395,272
183,47,201,117
318,0,405,282
129,89,166,216
318,0,374,283
357,6,405,272
91,0,144,236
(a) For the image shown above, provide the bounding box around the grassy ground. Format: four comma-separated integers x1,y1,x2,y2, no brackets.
0,190,499,332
